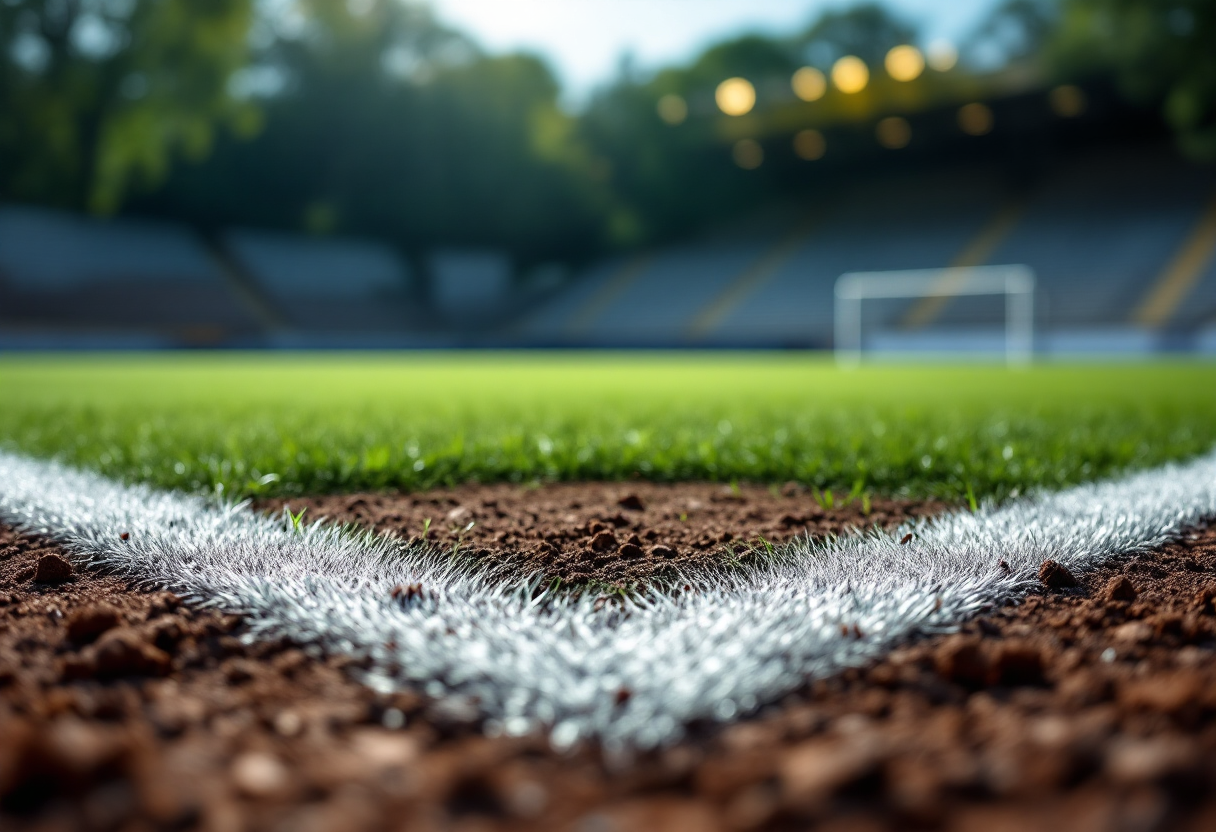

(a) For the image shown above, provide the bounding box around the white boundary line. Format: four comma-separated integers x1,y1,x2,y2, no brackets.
3,450,1216,750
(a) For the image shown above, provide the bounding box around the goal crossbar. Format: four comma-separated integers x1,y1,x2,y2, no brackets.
834,265,1035,366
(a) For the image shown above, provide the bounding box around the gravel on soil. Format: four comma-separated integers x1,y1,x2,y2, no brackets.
3,488,1216,831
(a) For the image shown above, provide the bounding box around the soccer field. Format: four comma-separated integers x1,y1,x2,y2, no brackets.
6,354,1216,822
2,352,1215,500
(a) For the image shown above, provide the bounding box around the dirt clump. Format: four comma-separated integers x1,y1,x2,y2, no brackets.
1038,558,1078,588
32,553,72,584
65,603,122,644
1104,574,1139,602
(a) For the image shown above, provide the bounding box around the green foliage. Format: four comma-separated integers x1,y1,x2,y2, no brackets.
145,0,615,263
575,4,956,243
0,0,257,213
1,355,1215,504
1051,0,1216,160
797,3,919,66
288,506,307,532
2,0,1213,262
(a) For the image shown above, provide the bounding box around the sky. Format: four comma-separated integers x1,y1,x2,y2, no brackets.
429,0,1004,104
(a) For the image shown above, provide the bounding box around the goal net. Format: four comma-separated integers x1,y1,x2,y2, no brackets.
833,265,1036,366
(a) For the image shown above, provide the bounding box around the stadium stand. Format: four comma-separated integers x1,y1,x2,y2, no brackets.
5,146,1216,354
518,146,1216,353
516,167,1008,347
1140,195,1216,335
985,151,1214,325
429,250,513,321
220,231,419,337
0,206,259,346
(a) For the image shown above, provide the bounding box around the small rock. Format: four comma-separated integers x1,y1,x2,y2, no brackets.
33,553,73,584
231,751,290,798
92,629,171,678
618,543,644,559
66,603,122,644
1038,560,1077,589
1103,575,1138,602
617,494,645,511
589,531,617,552
648,545,677,559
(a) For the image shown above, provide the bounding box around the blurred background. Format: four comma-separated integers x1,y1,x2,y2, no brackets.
0,0,1214,354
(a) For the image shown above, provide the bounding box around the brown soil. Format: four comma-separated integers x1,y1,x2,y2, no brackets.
3,500,1216,831
256,481,945,585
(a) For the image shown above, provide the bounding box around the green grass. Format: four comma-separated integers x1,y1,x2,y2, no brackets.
2,353,1214,502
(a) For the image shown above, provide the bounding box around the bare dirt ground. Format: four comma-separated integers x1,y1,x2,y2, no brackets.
256,481,945,585
3,483,1216,831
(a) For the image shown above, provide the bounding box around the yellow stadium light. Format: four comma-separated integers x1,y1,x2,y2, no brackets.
831,56,869,94
791,67,827,102
793,129,826,161
1049,85,1086,117
927,40,958,72
958,102,994,135
657,94,688,125
732,138,764,169
876,116,911,149
716,77,756,116
885,45,925,82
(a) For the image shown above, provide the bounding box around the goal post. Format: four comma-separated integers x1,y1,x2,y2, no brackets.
834,265,1036,367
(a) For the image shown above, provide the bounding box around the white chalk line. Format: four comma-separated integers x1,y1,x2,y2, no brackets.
2,450,1216,750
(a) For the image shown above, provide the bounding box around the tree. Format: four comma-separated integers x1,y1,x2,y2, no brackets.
0,0,257,213
1052,0,1216,160
795,3,918,68
143,0,615,263
969,0,1059,68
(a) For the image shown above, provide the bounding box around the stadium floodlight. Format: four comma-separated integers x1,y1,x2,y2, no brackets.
834,265,1035,367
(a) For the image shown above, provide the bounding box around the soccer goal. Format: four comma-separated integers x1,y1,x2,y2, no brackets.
834,265,1036,367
